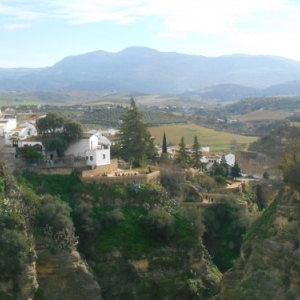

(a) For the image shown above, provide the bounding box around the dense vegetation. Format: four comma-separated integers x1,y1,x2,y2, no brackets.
36,111,83,157
226,96,300,115
76,108,187,127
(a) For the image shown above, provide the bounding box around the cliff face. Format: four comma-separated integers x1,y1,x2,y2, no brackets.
35,242,102,300
94,241,222,300
220,188,300,300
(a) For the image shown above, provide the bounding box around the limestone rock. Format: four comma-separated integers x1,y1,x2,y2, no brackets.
219,189,300,300
35,244,102,300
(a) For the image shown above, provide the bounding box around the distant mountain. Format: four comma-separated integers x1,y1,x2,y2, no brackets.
184,84,261,101
262,81,300,95
0,67,46,80
2,47,300,95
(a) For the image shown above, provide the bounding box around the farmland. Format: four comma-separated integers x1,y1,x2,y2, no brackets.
76,108,187,127
236,109,294,122
149,124,258,152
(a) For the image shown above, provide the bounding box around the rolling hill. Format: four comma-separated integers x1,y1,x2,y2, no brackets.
2,47,300,95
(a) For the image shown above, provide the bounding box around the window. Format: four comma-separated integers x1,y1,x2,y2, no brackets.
103,154,106,159
86,156,88,160
90,156,93,161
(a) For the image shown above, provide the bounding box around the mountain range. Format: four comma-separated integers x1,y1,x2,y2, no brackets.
2,46,300,97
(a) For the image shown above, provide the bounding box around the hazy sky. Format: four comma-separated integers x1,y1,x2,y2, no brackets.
1,0,300,68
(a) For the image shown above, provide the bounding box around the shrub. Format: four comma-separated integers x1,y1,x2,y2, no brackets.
21,146,44,159
37,195,73,232
177,207,205,238
214,175,227,187
102,208,125,226
283,163,300,192
214,165,227,177
0,229,30,280
141,209,175,241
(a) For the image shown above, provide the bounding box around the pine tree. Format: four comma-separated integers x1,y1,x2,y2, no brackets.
230,162,242,178
220,154,229,176
175,136,190,166
118,98,155,166
192,135,202,168
162,132,167,153
220,154,227,165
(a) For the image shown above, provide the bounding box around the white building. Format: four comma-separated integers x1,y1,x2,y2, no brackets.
64,133,111,168
0,117,17,137
200,153,235,167
7,122,37,139
86,128,119,136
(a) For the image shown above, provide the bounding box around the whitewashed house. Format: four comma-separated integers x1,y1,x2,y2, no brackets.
0,117,17,137
8,122,37,139
200,153,235,167
5,122,38,147
224,153,235,167
64,133,111,168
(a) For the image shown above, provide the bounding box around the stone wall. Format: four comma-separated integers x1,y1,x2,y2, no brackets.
36,167,74,175
81,159,118,177
81,170,160,185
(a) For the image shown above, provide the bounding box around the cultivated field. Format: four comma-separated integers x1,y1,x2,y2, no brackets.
0,91,211,107
236,109,295,122
149,124,258,152
76,109,187,127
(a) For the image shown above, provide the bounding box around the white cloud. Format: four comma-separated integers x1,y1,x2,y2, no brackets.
0,0,299,32
2,23,29,30
1,0,300,58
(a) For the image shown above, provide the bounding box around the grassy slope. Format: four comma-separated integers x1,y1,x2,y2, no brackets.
237,109,294,122
149,124,257,151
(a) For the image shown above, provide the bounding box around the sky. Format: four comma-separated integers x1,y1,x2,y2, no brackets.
1,0,300,68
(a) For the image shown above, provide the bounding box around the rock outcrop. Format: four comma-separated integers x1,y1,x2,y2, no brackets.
94,242,222,299
35,243,102,300
220,188,300,300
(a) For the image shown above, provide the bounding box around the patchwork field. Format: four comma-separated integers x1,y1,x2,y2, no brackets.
236,109,295,122
149,124,258,152
0,91,210,107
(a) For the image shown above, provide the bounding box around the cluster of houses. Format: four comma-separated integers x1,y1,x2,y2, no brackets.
0,109,117,169
0,108,235,173
156,144,235,170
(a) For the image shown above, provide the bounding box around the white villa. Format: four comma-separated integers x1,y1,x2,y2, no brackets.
201,153,235,167
0,116,17,137
64,133,111,168
6,122,38,143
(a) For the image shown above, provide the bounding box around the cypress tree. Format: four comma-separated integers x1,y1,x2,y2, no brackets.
175,136,190,165
162,132,167,153
192,135,202,168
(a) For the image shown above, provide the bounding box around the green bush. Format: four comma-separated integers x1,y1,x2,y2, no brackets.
102,208,125,226
37,195,73,232
202,196,249,272
178,207,205,238
283,163,300,192
141,209,175,242
22,146,44,159
0,229,30,280
214,175,227,187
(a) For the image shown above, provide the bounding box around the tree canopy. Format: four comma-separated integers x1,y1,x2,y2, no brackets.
162,132,167,153
192,135,202,168
36,112,64,136
230,162,242,178
175,136,190,166
118,98,156,166
36,112,83,157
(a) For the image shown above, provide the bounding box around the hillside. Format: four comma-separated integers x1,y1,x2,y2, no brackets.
220,188,300,300
2,47,300,94
184,84,261,101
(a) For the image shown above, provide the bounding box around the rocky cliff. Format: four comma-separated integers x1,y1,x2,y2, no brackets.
94,241,222,299
220,188,300,300
35,242,102,300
